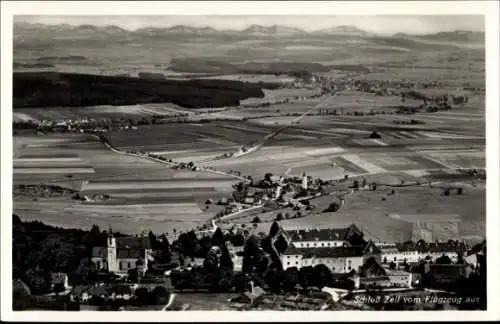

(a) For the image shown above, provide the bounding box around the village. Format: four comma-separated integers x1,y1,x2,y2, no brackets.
13,198,487,311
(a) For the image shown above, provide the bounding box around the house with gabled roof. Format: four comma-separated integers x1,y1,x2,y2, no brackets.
91,232,154,276
361,240,383,262
359,256,387,278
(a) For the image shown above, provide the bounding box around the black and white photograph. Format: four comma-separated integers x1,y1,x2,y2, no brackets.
1,1,499,321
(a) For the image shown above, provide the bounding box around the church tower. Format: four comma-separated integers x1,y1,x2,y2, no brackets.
107,230,118,273
302,171,308,190
275,185,282,199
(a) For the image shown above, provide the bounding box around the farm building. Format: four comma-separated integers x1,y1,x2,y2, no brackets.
91,233,154,276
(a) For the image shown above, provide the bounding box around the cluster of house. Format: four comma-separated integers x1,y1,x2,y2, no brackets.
257,172,322,207
34,117,144,135
217,172,322,214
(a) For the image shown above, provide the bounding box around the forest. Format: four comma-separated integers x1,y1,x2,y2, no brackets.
13,72,278,109
168,58,334,75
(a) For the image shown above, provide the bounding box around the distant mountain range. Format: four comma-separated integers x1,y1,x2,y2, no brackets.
13,22,485,42
395,30,485,43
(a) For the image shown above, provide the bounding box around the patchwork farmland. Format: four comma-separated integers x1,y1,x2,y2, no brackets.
13,134,238,234
11,22,486,243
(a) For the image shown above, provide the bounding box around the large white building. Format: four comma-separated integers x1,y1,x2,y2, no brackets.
280,224,382,273
280,245,366,273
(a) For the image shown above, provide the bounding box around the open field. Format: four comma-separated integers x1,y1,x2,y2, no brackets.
13,103,193,122
101,110,484,181
14,198,215,235
13,134,238,234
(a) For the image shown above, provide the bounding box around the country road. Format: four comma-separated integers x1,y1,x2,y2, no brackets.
92,134,248,182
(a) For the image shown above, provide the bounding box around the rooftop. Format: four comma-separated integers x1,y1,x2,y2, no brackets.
92,236,152,258
115,236,151,250
285,224,360,242
360,256,387,277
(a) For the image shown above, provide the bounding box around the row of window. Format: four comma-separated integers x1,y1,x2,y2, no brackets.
286,259,353,266
284,262,352,272
295,241,343,248
95,260,135,270
285,255,301,259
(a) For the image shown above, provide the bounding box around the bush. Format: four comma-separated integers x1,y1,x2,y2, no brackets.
323,202,340,213
252,216,261,224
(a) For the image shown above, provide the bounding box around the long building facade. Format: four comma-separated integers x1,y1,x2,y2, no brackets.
280,224,382,273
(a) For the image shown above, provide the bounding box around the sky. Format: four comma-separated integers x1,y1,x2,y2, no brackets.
15,15,485,35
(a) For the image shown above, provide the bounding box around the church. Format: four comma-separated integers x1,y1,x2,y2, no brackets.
91,233,154,276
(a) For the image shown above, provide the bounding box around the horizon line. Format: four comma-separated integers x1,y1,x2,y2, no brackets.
13,21,485,36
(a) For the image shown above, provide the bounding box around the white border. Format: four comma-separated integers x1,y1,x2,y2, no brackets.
1,1,499,322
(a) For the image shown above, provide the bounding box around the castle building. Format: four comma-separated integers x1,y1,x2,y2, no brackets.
280,224,382,272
